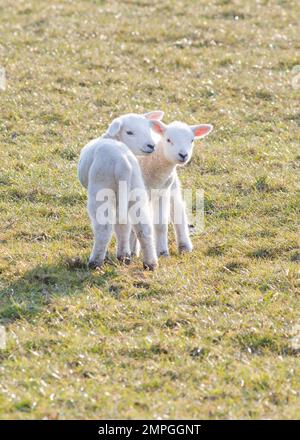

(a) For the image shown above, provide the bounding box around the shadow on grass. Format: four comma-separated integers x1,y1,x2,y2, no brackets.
0,257,118,325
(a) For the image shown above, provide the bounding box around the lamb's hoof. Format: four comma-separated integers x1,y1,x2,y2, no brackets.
88,260,104,269
117,254,131,265
159,250,170,257
178,244,193,254
143,261,158,271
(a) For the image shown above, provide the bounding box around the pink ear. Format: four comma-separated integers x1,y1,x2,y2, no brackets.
191,124,213,139
150,120,166,135
144,110,164,120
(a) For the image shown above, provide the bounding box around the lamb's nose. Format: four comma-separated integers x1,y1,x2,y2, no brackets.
179,153,188,161
147,144,155,151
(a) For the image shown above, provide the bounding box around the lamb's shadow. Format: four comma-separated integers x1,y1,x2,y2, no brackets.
0,257,118,325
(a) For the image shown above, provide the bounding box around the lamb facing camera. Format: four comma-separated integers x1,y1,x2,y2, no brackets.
131,120,213,258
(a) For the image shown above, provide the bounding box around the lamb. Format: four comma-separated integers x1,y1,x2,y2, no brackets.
130,120,213,258
78,111,164,189
80,111,164,270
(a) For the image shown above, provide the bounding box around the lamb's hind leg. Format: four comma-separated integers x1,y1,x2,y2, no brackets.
115,223,131,264
87,186,113,269
88,222,113,268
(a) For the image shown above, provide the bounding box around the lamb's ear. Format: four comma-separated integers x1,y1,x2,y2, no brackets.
105,117,123,137
144,110,164,121
150,120,167,135
191,124,213,139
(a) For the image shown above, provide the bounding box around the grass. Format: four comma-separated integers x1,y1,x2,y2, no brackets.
0,0,300,419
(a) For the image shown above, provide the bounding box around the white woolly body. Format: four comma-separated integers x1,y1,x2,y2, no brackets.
87,139,157,269
79,111,164,270
131,120,213,257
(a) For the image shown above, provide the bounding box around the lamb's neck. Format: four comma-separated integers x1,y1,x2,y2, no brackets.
101,132,120,141
139,140,176,188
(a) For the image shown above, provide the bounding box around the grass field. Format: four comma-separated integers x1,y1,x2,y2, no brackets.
0,0,300,419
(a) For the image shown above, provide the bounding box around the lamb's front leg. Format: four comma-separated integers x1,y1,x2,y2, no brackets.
170,177,193,254
153,190,170,257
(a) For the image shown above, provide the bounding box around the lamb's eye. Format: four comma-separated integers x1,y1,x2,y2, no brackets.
191,138,194,143
167,138,171,143
126,131,134,135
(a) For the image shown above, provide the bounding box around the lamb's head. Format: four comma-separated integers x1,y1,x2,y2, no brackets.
104,111,164,156
151,120,213,165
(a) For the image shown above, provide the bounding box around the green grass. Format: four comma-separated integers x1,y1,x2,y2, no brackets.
0,0,300,419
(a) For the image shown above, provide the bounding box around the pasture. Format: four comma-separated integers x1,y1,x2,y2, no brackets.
0,0,299,419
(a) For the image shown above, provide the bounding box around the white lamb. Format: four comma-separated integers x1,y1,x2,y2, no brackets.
79,111,164,270
130,120,213,257
78,111,164,189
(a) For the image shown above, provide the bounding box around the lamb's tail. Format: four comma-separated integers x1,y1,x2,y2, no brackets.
77,143,96,189
78,132,116,189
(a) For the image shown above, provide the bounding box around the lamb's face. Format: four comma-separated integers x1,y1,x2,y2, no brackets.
119,114,156,156
162,123,195,165
105,111,164,156
151,120,213,166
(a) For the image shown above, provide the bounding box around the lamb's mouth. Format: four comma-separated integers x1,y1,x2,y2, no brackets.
141,148,155,154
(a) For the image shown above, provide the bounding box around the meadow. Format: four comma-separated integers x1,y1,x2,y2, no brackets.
0,0,299,419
